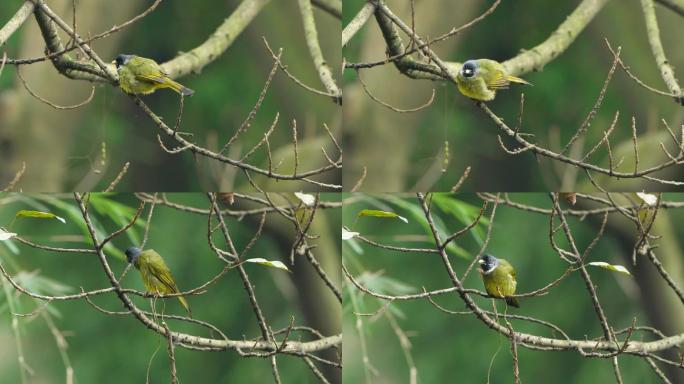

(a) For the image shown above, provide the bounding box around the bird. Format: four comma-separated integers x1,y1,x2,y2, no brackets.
113,54,194,96
125,247,191,316
478,253,519,308
455,59,531,101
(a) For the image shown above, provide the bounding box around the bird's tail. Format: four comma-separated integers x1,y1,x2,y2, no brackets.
178,295,192,317
166,78,195,96
506,75,532,86
505,296,520,308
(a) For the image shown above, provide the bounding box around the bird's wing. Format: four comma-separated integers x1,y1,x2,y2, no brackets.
130,58,167,84
485,69,510,90
136,74,166,84
143,250,180,293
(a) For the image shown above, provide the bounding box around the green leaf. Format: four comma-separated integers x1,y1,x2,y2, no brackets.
33,195,126,260
588,262,632,276
245,258,291,272
431,195,488,245
89,195,145,245
357,209,408,223
14,270,74,296
15,210,66,223
358,272,416,296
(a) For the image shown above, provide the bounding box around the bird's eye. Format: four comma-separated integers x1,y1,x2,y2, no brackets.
461,61,477,78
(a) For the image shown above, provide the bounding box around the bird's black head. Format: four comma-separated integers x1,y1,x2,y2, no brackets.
461,60,478,79
478,254,499,274
114,54,133,69
125,247,142,264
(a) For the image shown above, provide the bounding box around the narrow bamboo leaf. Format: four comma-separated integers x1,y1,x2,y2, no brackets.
15,210,66,223
588,262,632,276
245,258,291,272
357,209,408,223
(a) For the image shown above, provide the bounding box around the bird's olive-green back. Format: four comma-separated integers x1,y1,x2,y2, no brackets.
136,249,177,294
134,249,191,314
125,56,164,78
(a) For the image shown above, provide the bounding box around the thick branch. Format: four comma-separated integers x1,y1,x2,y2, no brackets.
297,0,341,104
311,0,341,19
369,0,608,81
0,1,34,46
32,0,113,83
640,0,683,104
503,0,610,75
161,0,270,78
655,0,684,16
342,3,375,47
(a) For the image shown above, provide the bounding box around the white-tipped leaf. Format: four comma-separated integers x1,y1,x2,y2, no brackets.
16,210,66,223
357,209,408,223
245,258,290,272
0,229,17,241
294,192,316,207
636,192,658,206
588,262,632,276
342,228,359,240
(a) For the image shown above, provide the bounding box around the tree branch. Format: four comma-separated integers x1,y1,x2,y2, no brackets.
0,1,34,47
161,0,270,78
297,0,341,104
640,0,683,104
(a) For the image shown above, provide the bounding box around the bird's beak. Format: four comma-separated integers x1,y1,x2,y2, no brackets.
477,259,484,264
110,60,116,65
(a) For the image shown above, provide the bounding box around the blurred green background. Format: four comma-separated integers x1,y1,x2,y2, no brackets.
0,0,341,191
343,0,684,191
343,193,684,383
0,193,341,383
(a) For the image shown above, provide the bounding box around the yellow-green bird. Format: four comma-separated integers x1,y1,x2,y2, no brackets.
478,253,519,308
455,59,531,101
125,247,191,316
114,54,194,96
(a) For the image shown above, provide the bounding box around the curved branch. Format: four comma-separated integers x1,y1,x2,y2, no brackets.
311,0,341,19
0,1,34,46
161,0,270,78
640,0,683,104
655,0,684,18
297,0,341,104
503,0,610,75
342,3,375,47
